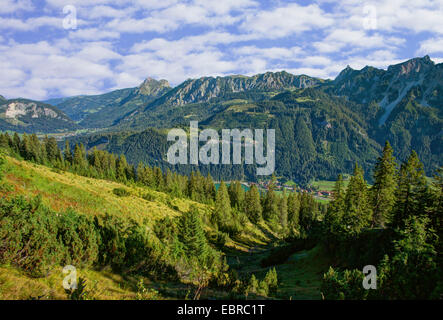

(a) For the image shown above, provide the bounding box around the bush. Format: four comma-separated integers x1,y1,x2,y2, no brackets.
65,277,92,300
321,266,367,300
95,213,175,278
135,279,161,300
0,196,64,277
57,209,100,268
143,193,156,201
264,268,278,293
113,187,130,197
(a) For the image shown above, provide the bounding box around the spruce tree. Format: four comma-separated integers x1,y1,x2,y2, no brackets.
45,136,60,164
73,143,87,171
179,206,210,263
392,151,428,230
12,132,20,153
342,164,372,236
153,167,164,190
371,141,397,227
204,173,216,203
263,175,279,222
116,155,128,182
245,184,262,224
324,174,346,241
212,181,232,228
228,181,245,211
279,190,288,229
64,141,72,166
287,191,300,229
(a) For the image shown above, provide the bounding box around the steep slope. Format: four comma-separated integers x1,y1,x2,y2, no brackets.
0,98,79,133
69,88,382,184
116,72,325,129
149,72,323,107
49,78,171,128
0,156,273,300
328,56,443,173
330,55,441,125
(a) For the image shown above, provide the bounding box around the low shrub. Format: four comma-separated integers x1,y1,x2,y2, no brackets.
113,187,130,197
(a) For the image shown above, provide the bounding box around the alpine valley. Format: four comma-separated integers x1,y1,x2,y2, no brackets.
1,56,442,185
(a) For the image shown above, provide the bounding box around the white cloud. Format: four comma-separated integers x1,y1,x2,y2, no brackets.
0,0,33,14
105,16,177,33
417,38,443,55
0,17,30,31
0,0,440,100
81,5,135,19
241,3,333,38
333,0,443,35
0,16,89,31
0,40,118,99
313,29,404,54
234,46,303,60
68,28,121,40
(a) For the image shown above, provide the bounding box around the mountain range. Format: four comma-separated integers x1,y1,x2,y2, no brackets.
1,56,441,184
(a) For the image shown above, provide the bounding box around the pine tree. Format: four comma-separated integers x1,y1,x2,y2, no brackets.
179,206,210,263
298,192,318,233
391,151,428,230
263,175,279,222
19,133,30,160
279,190,288,229
28,134,42,163
371,141,397,227
164,169,174,193
228,181,245,211
324,174,346,238
116,154,128,182
64,141,72,166
73,143,87,171
212,181,232,227
0,133,9,149
204,173,216,203
245,184,262,224
287,191,300,229
342,164,372,236
43,136,60,164
153,167,164,190
12,132,20,153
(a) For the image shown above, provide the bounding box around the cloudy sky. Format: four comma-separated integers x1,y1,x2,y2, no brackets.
1,0,442,100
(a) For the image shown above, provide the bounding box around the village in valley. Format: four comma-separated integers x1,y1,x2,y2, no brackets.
223,177,339,203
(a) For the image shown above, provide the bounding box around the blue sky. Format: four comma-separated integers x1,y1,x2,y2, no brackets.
1,0,442,100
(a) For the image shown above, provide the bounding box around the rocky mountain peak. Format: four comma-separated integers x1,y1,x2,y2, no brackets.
387,55,434,78
334,65,356,83
152,71,323,107
138,77,171,96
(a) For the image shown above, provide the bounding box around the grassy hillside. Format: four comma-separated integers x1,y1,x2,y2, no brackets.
1,156,269,246
3,156,201,225
0,156,331,300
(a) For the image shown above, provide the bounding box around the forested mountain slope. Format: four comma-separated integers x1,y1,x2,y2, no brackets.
0,98,79,133
1,57,441,184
